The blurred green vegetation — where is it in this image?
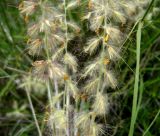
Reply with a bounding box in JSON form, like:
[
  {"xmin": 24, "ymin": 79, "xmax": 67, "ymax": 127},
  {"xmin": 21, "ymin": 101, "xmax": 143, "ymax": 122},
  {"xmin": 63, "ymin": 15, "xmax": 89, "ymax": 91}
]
[{"xmin": 0, "ymin": 0, "xmax": 160, "ymax": 136}]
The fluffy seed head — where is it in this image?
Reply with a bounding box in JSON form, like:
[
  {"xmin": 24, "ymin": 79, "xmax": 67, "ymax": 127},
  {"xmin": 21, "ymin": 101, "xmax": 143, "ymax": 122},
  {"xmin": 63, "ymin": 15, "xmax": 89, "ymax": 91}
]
[
  {"xmin": 112, "ymin": 10, "xmax": 126, "ymax": 24},
  {"xmin": 107, "ymin": 45, "xmax": 120, "ymax": 60},
  {"xmin": 85, "ymin": 37, "xmax": 102, "ymax": 55},
  {"xmin": 19, "ymin": 1, "xmax": 38, "ymax": 16},
  {"xmin": 66, "ymin": 80, "xmax": 78, "ymax": 98},
  {"xmin": 48, "ymin": 110, "xmax": 66, "ymax": 129},
  {"xmin": 19, "ymin": 75, "xmax": 46, "ymax": 93},
  {"xmin": 66, "ymin": 0, "xmax": 78, "ymax": 10},
  {"xmin": 32, "ymin": 60, "xmax": 66, "ymax": 81},
  {"xmin": 87, "ymin": 122, "xmax": 104, "ymax": 136},
  {"xmin": 90, "ymin": 15, "xmax": 104, "ymax": 31},
  {"xmin": 64, "ymin": 53, "xmax": 78, "ymax": 73},
  {"xmin": 103, "ymin": 70, "xmax": 117, "ymax": 89},
  {"xmin": 67, "ymin": 21, "xmax": 81, "ymax": 33},
  {"xmin": 121, "ymin": 1, "xmax": 137, "ymax": 17},
  {"xmin": 84, "ymin": 78, "xmax": 99, "ymax": 94},
  {"xmin": 27, "ymin": 38, "xmax": 42, "ymax": 55},
  {"xmin": 51, "ymin": 92, "xmax": 64, "ymax": 108},
  {"xmin": 92, "ymin": 92, "xmax": 109, "ymax": 115},
  {"xmin": 75, "ymin": 112, "xmax": 91, "ymax": 129},
  {"xmin": 82, "ymin": 59, "xmax": 100, "ymax": 78},
  {"xmin": 106, "ymin": 27, "xmax": 123, "ymax": 45}
]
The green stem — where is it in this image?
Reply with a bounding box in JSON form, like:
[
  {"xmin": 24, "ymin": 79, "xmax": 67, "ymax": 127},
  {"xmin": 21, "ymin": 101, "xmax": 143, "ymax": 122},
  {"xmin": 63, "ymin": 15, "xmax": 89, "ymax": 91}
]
[
  {"xmin": 142, "ymin": 109, "xmax": 160, "ymax": 136},
  {"xmin": 47, "ymin": 82, "xmax": 54, "ymax": 136},
  {"xmin": 26, "ymin": 90, "xmax": 42, "ymax": 136},
  {"xmin": 142, "ymin": 0, "xmax": 155, "ymax": 21},
  {"xmin": 47, "ymin": 81, "xmax": 53, "ymax": 110}
]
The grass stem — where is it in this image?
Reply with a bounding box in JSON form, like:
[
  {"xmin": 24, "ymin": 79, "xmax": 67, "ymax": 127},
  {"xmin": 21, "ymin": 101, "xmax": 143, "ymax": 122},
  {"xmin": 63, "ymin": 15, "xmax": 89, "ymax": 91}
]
[
  {"xmin": 26, "ymin": 90, "xmax": 42, "ymax": 136},
  {"xmin": 142, "ymin": 109, "xmax": 160, "ymax": 136},
  {"xmin": 128, "ymin": 21, "xmax": 143, "ymax": 136}
]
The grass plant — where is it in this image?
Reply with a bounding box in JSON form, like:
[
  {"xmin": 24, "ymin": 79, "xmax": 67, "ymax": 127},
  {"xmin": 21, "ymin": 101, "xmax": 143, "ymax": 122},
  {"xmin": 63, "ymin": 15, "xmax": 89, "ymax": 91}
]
[{"xmin": 0, "ymin": 0, "xmax": 160, "ymax": 136}]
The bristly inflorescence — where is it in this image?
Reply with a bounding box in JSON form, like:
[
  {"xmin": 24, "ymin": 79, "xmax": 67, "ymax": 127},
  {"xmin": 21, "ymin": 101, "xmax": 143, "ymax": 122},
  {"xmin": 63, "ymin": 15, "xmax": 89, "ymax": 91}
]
[
  {"xmin": 19, "ymin": 0, "xmax": 149, "ymax": 136},
  {"xmin": 78, "ymin": 0, "xmax": 149, "ymax": 135},
  {"xmin": 19, "ymin": 0, "xmax": 80, "ymax": 135}
]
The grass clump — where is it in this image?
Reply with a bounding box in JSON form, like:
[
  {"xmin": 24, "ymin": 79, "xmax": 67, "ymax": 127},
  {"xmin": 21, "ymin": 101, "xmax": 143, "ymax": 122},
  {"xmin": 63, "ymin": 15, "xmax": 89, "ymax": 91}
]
[{"xmin": 0, "ymin": 0, "xmax": 159, "ymax": 136}]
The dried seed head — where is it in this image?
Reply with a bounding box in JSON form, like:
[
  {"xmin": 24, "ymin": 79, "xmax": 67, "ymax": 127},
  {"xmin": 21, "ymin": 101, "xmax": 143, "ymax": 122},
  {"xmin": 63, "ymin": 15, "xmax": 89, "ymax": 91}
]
[
  {"xmin": 85, "ymin": 37, "xmax": 102, "ymax": 54},
  {"xmin": 53, "ymin": 34, "xmax": 65, "ymax": 44},
  {"xmin": 67, "ymin": 22, "xmax": 81, "ymax": 33},
  {"xmin": 122, "ymin": 1, "xmax": 137, "ymax": 16},
  {"xmin": 112, "ymin": 10, "xmax": 126, "ymax": 24},
  {"xmin": 90, "ymin": 15, "xmax": 104, "ymax": 31},
  {"xmin": 107, "ymin": 45, "xmax": 120, "ymax": 60},
  {"xmin": 32, "ymin": 60, "xmax": 66, "ymax": 81},
  {"xmin": 75, "ymin": 112, "xmax": 91, "ymax": 129},
  {"xmin": 66, "ymin": 80, "xmax": 78, "ymax": 98},
  {"xmin": 67, "ymin": 0, "xmax": 78, "ymax": 10},
  {"xmin": 28, "ymin": 20, "xmax": 57, "ymax": 37},
  {"xmin": 103, "ymin": 70, "xmax": 117, "ymax": 89},
  {"xmin": 19, "ymin": 1, "xmax": 38, "ymax": 16},
  {"xmin": 47, "ymin": 60, "xmax": 66, "ymax": 80},
  {"xmin": 64, "ymin": 53, "xmax": 78, "ymax": 73},
  {"xmin": 82, "ymin": 59, "xmax": 100, "ymax": 78},
  {"xmin": 39, "ymin": 19, "xmax": 52, "ymax": 32},
  {"xmin": 48, "ymin": 110, "xmax": 67, "ymax": 129},
  {"xmin": 87, "ymin": 122, "xmax": 104, "ymax": 136},
  {"xmin": 27, "ymin": 34, "xmax": 65, "ymax": 55},
  {"xmin": 84, "ymin": 78, "xmax": 99, "ymax": 94},
  {"xmin": 27, "ymin": 38, "xmax": 42, "ymax": 55},
  {"xmin": 76, "ymin": 111, "xmax": 104, "ymax": 136},
  {"xmin": 106, "ymin": 27, "xmax": 123, "ymax": 45},
  {"xmin": 20, "ymin": 75, "xmax": 46, "ymax": 94},
  {"xmin": 52, "ymin": 47, "xmax": 65, "ymax": 61},
  {"xmin": 28, "ymin": 24, "xmax": 39, "ymax": 37},
  {"xmin": 92, "ymin": 92, "xmax": 109, "ymax": 115},
  {"xmin": 81, "ymin": 12, "xmax": 92, "ymax": 20}
]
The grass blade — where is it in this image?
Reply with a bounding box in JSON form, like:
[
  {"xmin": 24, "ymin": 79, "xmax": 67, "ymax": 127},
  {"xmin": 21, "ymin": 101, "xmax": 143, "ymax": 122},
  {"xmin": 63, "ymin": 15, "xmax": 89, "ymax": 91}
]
[
  {"xmin": 142, "ymin": 109, "xmax": 160, "ymax": 136},
  {"xmin": 128, "ymin": 22, "xmax": 143, "ymax": 136}
]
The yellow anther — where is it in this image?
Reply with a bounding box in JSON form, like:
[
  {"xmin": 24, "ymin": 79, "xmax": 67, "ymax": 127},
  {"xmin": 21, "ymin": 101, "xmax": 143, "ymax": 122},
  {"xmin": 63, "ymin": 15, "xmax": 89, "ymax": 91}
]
[
  {"xmin": 63, "ymin": 74, "xmax": 69, "ymax": 81},
  {"xmin": 24, "ymin": 15, "xmax": 29, "ymax": 23},
  {"xmin": 104, "ymin": 34, "xmax": 109, "ymax": 43},
  {"xmin": 103, "ymin": 58, "xmax": 110, "ymax": 65}
]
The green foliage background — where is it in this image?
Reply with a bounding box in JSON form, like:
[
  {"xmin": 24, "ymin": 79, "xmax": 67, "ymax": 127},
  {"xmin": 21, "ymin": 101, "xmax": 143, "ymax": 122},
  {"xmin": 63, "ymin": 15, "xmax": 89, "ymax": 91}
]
[{"xmin": 0, "ymin": 0, "xmax": 160, "ymax": 136}]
